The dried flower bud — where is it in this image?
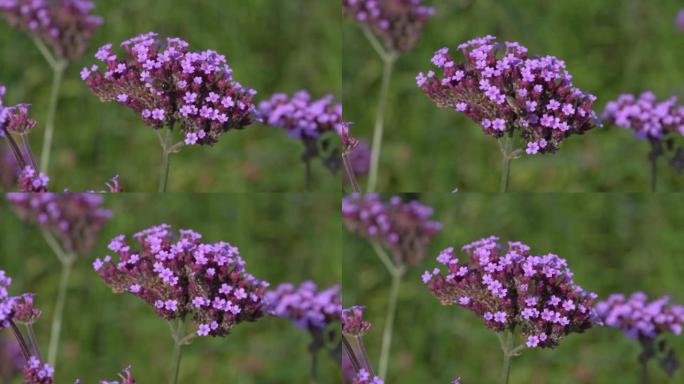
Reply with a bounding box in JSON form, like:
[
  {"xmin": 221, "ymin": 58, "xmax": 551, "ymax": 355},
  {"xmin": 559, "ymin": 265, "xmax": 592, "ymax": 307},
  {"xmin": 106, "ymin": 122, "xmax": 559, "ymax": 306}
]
[
  {"xmin": 418, "ymin": 36, "xmax": 600, "ymax": 155},
  {"xmin": 424, "ymin": 236, "xmax": 596, "ymax": 349},
  {"xmin": 342, "ymin": 193, "xmax": 442, "ymax": 266}
]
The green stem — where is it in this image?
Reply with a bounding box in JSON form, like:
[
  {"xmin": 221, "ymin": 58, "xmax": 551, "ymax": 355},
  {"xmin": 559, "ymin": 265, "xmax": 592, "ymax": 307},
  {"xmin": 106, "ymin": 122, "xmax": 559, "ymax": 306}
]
[
  {"xmin": 650, "ymin": 155, "xmax": 657, "ymax": 193},
  {"xmin": 305, "ymin": 157, "xmax": 312, "ymax": 192},
  {"xmin": 40, "ymin": 63, "xmax": 65, "ymax": 174},
  {"xmin": 27, "ymin": 324, "xmax": 42, "ymax": 361},
  {"xmin": 641, "ymin": 358, "xmax": 649, "ymax": 384},
  {"xmin": 158, "ymin": 129, "xmax": 173, "ymax": 192},
  {"xmin": 497, "ymin": 331, "xmax": 524, "ymax": 384},
  {"xmin": 47, "ymin": 259, "xmax": 72, "ymax": 368},
  {"xmin": 342, "ymin": 152, "xmax": 361, "ymax": 193},
  {"xmin": 367, "ymin": 56, "xmax": 396, "ymax": 193},
  {"xmin": 169, "ymin": 319, "xmax": 185, "ymax": 384},
  {"xmin": 10, "ymin": 321, "xmax": 31, "ymax": 360},
  {"xmin": 378, "ymin": 270, "xmax": 402, "ymax": 380},
  {"xmin": 498, "ymin": 135, "xmax": 515, "ymax": 193},
  {"xmin": 309, "ymin": 347, "xmax": 318, "ymax": 384}
]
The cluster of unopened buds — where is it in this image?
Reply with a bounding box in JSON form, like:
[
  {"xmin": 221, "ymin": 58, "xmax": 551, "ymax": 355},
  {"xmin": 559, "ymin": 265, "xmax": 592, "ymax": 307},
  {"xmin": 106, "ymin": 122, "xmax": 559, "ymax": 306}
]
[
  {"xmin": 94, "ymin": 224, "xmax": 269, "ymax": 337},
  {"xmin": 83, "ymin": 32, "xmax": 257, "ymax": 146},
  {"xmin": 418, "ymin": 35, "xmax": 601, "ymax": 155},
  {"xmin": 0, "ymin": 0, "xmax": 103, "ymax": 62},
  {"xmin": 342, "ymin": 0, "xmax": 435, "ymax": 53},
  {"xmin": 7, "ymin": 193, "xmax": 112, "ymax": 254},
  {"xmin": 424, "ymin": 236, "xmax": 597, "ymax": 348},
  {"xmin": 265, "ymin": 281, "xmax": 341, "ymax": 331},
  {"xmin": 342, "ymin": 193, "xmax": 442, "ymax": 266}
]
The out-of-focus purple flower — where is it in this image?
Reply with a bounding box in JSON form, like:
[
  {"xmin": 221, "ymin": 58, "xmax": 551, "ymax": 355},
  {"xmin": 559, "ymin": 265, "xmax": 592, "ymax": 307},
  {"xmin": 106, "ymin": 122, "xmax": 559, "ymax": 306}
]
[
  {"xmin": 88, "ymin": 366, "xmax": 136, "ymax": 384},
  {"xmin": 342, "ymin": 0, "xmax": 435, "ymax": 53},
  {"xmin": 0, "ymin": 333, "xmax": 23, "ymax": 381},
  {"xmin": 418, "ymin": 36, "xmax": 600, "ymax": 155},
  {"xmin": 602, "ymin": 92, "xmax": 684, "ymax": 141},
  {"xmin": 676, "ymin": 9, "xmax": 684, "ymax": 32},
  {"xmin": 424, "ymin": 236, "xmax": 596, "ymax": 349},
  {"xmin": 265, "ymin": 281, "xmax": 341, "ymax": 331},
  {"xmin": 7, "ymin": 193, "xmax": 111, "ymax": 254},
  {"xmin": 342, "ymin": 306, "xmax": 371, "ymax": 336},
  {"xmin": 595, "ymin": 292, "xmax": 684, "ymax": 339},
  {"xmin": 0, "ymin": 270, "xmax": 16, "ymax": 328},
  {"xmin": 347, "ymin": 139, "xmax": 370, "ymax": 176},
  {"xmin": 342, "ymin": 193, "xmax": 442, "ymax": 266},
  {"xmin": 0, "ymin": 0, "xmax": 103, "ymax": 62},
  {"xmin": 83, "ymin": 32, "xmax": 257, "ymax": 146},
  {"xmin": 351, "ymin": 368, "xmax": 384, "ymax": 384},
  {"xmin": 3, "ymin": 104, "xmax": 36, "ymax": 134},
  {"xmin": 22, "ymin": 356, "xmax": 53, "ymax": 384},
  {"xmin": 258, "ymin": 91, "xmax": 343, "ymax": 141},
  {"xmin": 94, "ymin": 224, "xmax": 268, "ymax": 337}
]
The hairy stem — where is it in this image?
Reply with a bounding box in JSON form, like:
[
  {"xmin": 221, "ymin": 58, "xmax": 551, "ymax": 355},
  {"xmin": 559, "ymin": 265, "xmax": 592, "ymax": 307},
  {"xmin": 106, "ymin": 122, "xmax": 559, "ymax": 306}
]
[
  {"xmin": 169, "ymin": 319, "xmax": 186, "ymax": 384},
  {"xmin": 497, "ymin": 331, "xmax": 524, "ymax": 384},
  {"xmin": 10, "ymin": 321, "xmax": 31, "ymax": 360},
  {"xmin": 342, "ymin": 152, "xmax": 361, "ymax": 193},
  {"xmin": 367, "ymin": 56, "xmax": 396, "ymax": 193},
  {"xmin": 378, "ymin": 270, "xmax": 402, "ymax": 380},
  {"xmin": 47, "ymin": 258, "xmax": 73, "ymax": 368},
  {"xmin": 158, "ymin": 129, "xmax": 173, "ymax": 192},
  {"xmin": 498, "ymin": 135, "xmax": 516, "ymax": 192},
  {"xmin": 40, "ymin": 64, "xmax": 65, "ymax": 173},
  {"xmin": 27, "ymin": 324, "xmax": 42, "ymax": 361}
]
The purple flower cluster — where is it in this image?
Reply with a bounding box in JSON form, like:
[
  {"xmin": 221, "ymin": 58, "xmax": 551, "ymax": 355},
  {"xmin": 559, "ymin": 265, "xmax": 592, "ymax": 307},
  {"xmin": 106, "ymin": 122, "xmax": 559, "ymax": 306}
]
[
  {"xmin": 17, "ymin": 166, "xmax": 49, "ymax": 192},
  {"xmin": 0, "ymin": 0, "xmax": 103, "ymax": 62},
  {"xmin": 342, "ymin": 0, "xmax": 435, "ymax": 53},
  {"xmin": 423, "ymin": 236, "xmax": 597, "ymax": 348},
  {"xmin": 82, "ymin": 32, "xmax": 257, "ymax": 146},
  {"xmin": 94, "ymin": 224, "xmax": 268, "ymax": 337},
  {"xmin": 351, "ymin": 369, "xmax": 384, "ymax": 384},
  {"xmin": 595, "ymin": 292, "xmax": 684, "ymax": 340},
  {"xmin": 342, "ymin": 193, "xmax": 442, "ymax": 266},
  {"xmin": 257, "ymin": 91, "xmax": 343, "ymax": 141},
  {"xmin": 418, "ymin": 36, "xmax": 600, "ymax": 155},
  {"xmin": 602, "ymin": 92, "xmax": 684, "ymax": 141},
  {"xmin": 22, "ymin": 356, "xmax": 53, "ymax": 384},
  {"xmin": 342, "ymin": 306, "xmax": 371, "ymax": 336},
  {"xmin": 7, "ymin": 193, "xmax": 111, "ymax": 254},
  {"xmin": 0, "ymin": 271, "xmax": 15, "ymax": 328},
  {"xmin": 265, "ymin": 281, "xmax": 341, "ymax": 331}
]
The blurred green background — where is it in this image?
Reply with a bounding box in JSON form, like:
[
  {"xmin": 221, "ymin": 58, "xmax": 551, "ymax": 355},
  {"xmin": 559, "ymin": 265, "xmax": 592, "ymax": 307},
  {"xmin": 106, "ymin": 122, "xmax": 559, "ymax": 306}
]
[
  {"xmin": 343, "ymin": 193, "xmax": 684, "ymax": 383},
  {"xmin": 0, "ymin": 193, "xmax": 342, "ymax": 383},
  {"xmin": 343, "ymin": 0, "xmax": 684, "ymax": 192},
  {"xmin": 0, "ymin": 0, "xmax": 341, "ymax": 192}
]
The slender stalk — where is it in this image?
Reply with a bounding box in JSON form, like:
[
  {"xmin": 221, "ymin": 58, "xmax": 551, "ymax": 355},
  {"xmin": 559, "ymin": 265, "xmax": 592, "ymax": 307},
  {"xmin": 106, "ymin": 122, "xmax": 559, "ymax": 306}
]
[
  {"xmin": 158, "ymin": 129, "xmax": 173, "ymax": 192},
  {"xmin": 2, "ymin": 130, "xmax": 27, "ymax": 169},
  {"xmin": 309, "ymin": 347, "xmax": 318, "ymax": 384},
  {"xmin": 378, "ymin": 270, "xmax": 402, "ymax": 381},
  {"xmin": 640, "ymin": 359, "xmax": 649, "ymax": 384},
  {"xmin": 10, "ymin": 320, "xmax": 31, "ymax": 360},
  {"xmin": 169, "ymin": 319, "xmax": 185, "ymax": 384},
  {"xmin": 367, "ymin": 56, "xmax": 396, "ymax": 193},
  {"xmin": 305, "ymin": 157, "xmax": 312, "ymax": 192},
  {"xmin": 650, "ymin": 156, "xmax": 657, "ymax": 193},
  {"xmin": 342, "ymin": 152, "xmax": 361, "ymax": 193},
  {"xmin": 27, "ymin": 324, "xmax": 43, "ymax": 361},
  {"xmin": 40, "ymin": 64, "xmax": 65, "ymax": 173},
  {"xmin": 497, "ymin": 331, "xmax": 525, "ymax": 384},
  {"xmin": 47, "ymin": 258, "xmax": 73, "ymax": 368},
  {"xmin": 497, "ymin": 135, "xmax": 516, "ymax": 192}
]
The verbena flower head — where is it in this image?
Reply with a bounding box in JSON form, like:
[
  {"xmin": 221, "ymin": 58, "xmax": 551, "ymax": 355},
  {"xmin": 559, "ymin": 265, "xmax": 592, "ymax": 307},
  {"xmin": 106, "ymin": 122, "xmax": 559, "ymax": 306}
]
[
  {"xmin": 7, "ymin": 193, "xmax": 111, "ymax": 254},
  {"xmin": 342, "ymin": 193, "xmax": 442, "ymax": 266},
  {"xmin": 418, "ymin": 36, "xmax": 600, "ymax": 155},
  {"xmin": 0, "ymin": 0, "xmax": 103, "ymax": 62},
  {"xmin": 257, "ymin": 91, "xmax": 343, "ymax": 141},
  {"xmin": 16, "ymin": 166, "xmax": 49, "ymax": 192},
  {"xmin": 424, "ymin": 236, "xmax": 597, "ymax": 349},
  {"xmin": 94, "ymin": 224, "xmax": 268, "ymax": 337},
  {"xmin": 351, "ymin": 369, "xmax": 384, "ymax": 384},
  {"xmin": 22, "ymin": 356, "xmax": 53, "ymax": 384},
  {"xmin": 342, "ymin": 0, "xmax": 435, "ymax": 53},
  {"xmin": 595, "ymin": 292, "xmax": 684, "ymax": 340},
  {"xmin": 602, "ymin": 92, "xmax": 684, "ymax": 141},
  {"xmin": 342, "ymin": 306, "xmax": 371, "ymax": 337},
  {"xmin": 265, "ymin": 281, "xmax": 341, "ymax": 331},
  {"xmin": 83, "ymin": 32, "xmax": 257, "ymax": 146},
  {"xmin": 1, "ymin": 85, "xmax": 37, "ymax": 135}
]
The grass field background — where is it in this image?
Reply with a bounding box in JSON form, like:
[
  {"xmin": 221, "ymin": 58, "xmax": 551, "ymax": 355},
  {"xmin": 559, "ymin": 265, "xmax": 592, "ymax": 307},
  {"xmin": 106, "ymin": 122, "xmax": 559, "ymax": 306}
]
[
  {"xmin": 343, "ymin": 193, "xmax": 684, "ymax": 383},
  {"xmin": 0, "ymin": 0, "xmax": 341, "ymax": 192},
  {"xmin": 343, "ymin": 0, "xmax": 684, "ymax": 192},
  {"xmin": 0, "ymin": 193, "xmax": 342, "ymax": 383}
]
